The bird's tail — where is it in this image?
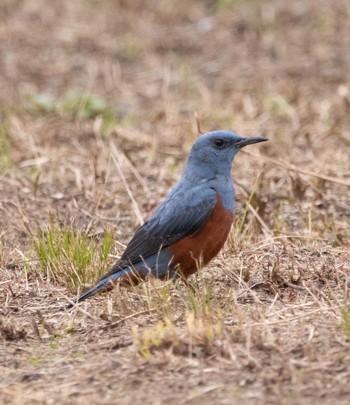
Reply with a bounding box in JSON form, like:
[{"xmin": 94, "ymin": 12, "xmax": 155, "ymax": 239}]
[
  {"xmin": 65, "ymin": 276, "xmax": 114, "ymax": 309},
  {"xmin": 79, "ymin": 277, "xmax": 115, "ymax": 303},
  {"xmin": 66, "ymin": 267, "xmax": 143, "ymax": 309}
]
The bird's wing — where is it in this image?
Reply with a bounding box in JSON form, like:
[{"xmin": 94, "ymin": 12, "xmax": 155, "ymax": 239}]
[{"xmin": 100, "ymin": 187, "xmax": 217, "ymax": 280}]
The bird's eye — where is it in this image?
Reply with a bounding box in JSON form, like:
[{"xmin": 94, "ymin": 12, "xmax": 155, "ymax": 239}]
[{"xmin": 213, "ymin": 138, "xmax": 225, "ymax": 148}]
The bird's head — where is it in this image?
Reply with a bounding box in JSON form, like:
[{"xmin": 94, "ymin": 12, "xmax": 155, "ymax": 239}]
[{"xmin": 187, "ymin": 130, "xmax": 267, "ymax": 177}]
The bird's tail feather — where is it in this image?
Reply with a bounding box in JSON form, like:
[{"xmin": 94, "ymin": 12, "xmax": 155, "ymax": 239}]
[
  {"xmin": 66, "ymin": 267, "xmax": 144, "ymax": 309},
  {"xmin": 78, "ymin": 277, "xmax": 114, "ymax": 303},
  {"xmin": 65, "ymin": 276, "xmax": 114, "ymax": 309}
]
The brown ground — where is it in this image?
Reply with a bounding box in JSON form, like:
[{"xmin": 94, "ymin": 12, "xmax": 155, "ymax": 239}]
[{"xmin": 1, "ymin": 0, "xmax": 350, "ymax": 404}]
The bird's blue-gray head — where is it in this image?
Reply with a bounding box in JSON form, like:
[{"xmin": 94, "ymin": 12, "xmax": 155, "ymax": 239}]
[{"xmin": 185, "ymin": 130, "xmax": 267, "ymax": 180}]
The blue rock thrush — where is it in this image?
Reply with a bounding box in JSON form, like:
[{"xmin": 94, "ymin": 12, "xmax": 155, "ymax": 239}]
[{"xmin": 72, "ymin": 130, "xmax": 267, "ymax": 305}]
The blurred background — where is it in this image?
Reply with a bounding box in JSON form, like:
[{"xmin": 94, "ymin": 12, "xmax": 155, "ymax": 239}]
[
  {"xmin": 1, "ymin": 0, "xmax": 349, "ymax": 243},
  {"xmin": 2, "ymin": 2, "xmax": 350, "ymax": 403}
]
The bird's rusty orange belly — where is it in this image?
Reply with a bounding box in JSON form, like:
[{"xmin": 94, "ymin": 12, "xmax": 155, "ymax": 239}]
[{"xmin": 170, "ymin": 194, "xmax": 234, "ymax": 278}]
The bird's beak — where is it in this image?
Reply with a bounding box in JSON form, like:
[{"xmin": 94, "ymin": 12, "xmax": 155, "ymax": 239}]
[{"xmin": 236, "ymin": 136, "xmax": 268, "ymax": 149}]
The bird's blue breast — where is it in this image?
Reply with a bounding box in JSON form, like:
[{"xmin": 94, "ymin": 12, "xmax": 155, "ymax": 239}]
[{"xmin": 208, "ymin": 175, "xmax": 235, "ymax": 212}]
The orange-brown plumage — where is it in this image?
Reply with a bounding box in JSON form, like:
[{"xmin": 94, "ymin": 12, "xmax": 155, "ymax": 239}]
[{"xmin": 170, "ymin": 194, "xmax": 233, "ymax": 278}]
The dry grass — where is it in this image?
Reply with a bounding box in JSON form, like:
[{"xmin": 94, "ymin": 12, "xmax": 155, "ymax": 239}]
[{"xmin": 1, "ymin": 0, "xmax": 350, "ymax": 404}]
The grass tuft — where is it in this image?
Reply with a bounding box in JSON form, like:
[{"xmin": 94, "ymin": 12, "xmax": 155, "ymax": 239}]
[
  {"xmin": 60, "ymin": 92, "xmax": 115, "ymax": 123},
  {"xmin": 341, "ymin": 307, "xmax": 350, "ymax": 341},
  {"xmin": 126, "ymin": 276, "xmax": 224, "ymax": 360},
  {"xmin": 25, "ymin": 92, "xmax": 117, "ymax": 136},
  {"xmin": 132, "ymin": 318, "xmax": 175, "ymax": 360},
  {"xmin": 33, "ymin": 224, "xmax": 114, "ymax": 293},
  {"xmin": 132, "ymin": 305, "xmax": 223, "ymax": 360},
  {"xmin": 0, "ymin": 121, "xmax": 11, "ymax": 170}
]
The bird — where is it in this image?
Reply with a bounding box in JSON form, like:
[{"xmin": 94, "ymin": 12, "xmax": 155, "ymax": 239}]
[{"xmin": 71, "ymin": 130, "xmax": 267, "ymax": 306}]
